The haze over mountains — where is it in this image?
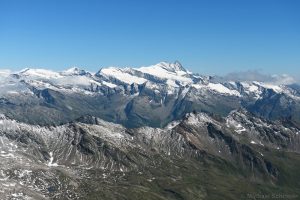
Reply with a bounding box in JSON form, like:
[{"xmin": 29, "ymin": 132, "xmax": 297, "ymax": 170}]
[{"xmin": 0, "ymin": 62, "xmax": 300, "ymax": 199}]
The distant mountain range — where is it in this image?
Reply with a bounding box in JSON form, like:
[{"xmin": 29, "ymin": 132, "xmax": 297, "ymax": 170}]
[
  {"xmin": 0, "ymin": 62, "xmax": 300, "ymax": 199},
  {"xmin": 1, "ymin": 61, "xmax": 300, "ymax": 127}
]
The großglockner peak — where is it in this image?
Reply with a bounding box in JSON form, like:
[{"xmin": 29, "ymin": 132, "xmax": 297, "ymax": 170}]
[
  {"xmin": 142, "ymin": 61, "xmax": 188, "ymax": 73},
  {"xmin": 61, "ymin": 67, "xmax": 91, "ymax": 76},
  {"xmin": 95, "ymin": 61, "xmax": 192, "ymax": 87}
]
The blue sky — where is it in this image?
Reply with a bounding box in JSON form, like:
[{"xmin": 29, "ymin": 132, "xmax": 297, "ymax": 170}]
[{"xmin": 0, "ymin": 0, "xmax": 299, "ymax": 75}]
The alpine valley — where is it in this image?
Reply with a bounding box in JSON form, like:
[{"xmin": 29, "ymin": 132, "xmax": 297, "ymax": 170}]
[{"xmin": 0, "ymin": 62, "xmax": 300, "ymax": 200}]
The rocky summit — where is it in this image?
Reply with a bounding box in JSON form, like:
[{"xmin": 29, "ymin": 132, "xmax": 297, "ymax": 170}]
[{"xmin": 0, "ymin": 62, "xmax": 300, "ymax": 199}]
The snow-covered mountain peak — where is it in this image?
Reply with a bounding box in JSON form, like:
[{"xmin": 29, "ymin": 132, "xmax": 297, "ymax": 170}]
[
  {"xmin": 137, "ymin": 61, "xmax": 187, "ymax": 74},
  {"xmin": 93, "ymin": 61, "xmax": 193, "ymax": 88},
  {"xmin": 132, "ymin": 61, "xmax": 193, "ymax": 87},
  {"xmin": 155, "ymin": 61, "xmax": 186, "ymax": 72},
  {"xmin": 61, "ymin": 67, "xmax": 89, "ymax": 76}
]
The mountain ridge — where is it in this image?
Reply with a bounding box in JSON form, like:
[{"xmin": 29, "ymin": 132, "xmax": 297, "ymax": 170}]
[
  {"xmin": 0, "ymin": 61, "xmax": 300, "ymax": 129},
  {"xmin": 0, "ymin": 108, "xmax": 300, "ymax": 199}
]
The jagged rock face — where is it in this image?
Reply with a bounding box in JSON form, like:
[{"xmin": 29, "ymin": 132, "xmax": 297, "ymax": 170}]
[
  {"xmin": 0, "ymin": 62, "xmax": 300, "ymax": 128},
  {"xmin": 226, "ymin": 109, "xmax": 300, "ymax": 152},
  {"xmin": 0, "ymin": 110, "xmax": 300, "ymax": 199}
]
